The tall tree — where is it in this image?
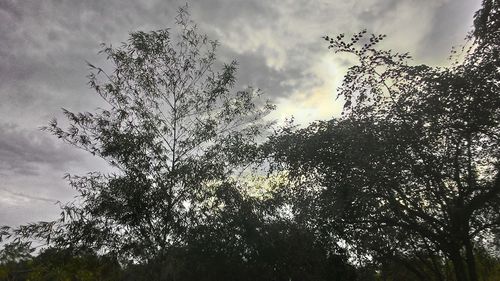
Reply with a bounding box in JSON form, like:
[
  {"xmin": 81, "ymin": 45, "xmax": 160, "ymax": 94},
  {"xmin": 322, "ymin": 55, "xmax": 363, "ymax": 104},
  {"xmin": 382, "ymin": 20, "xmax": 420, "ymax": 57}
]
[
  {"xmin": 268, "ymin": 1, "xmax": 500, "ymax": 281},
  {"xmin": 3, "ymin": 6, "xmax": 274, "ymax": 265}
]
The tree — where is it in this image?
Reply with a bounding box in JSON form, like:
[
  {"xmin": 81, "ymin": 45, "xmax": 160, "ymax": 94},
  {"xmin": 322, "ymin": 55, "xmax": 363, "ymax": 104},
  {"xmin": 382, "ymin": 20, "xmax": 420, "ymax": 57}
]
[
  {"xmin": 2, "ymin": 6, "xmax": 274, "ymax": 266},
  {"xmin": 0, "ymin": 247, "xmax": 122, "ymax": 281},
  {"xmin": 177, "ymin": 179, "xmax": 357, "ymax": 281},
  {"xmin": 268, "ymin": 1, "xmax": 500, "ymax": 281},
  {"xmin": 0, "ymin": 242, "xmax": 33, "ymax": 281}
]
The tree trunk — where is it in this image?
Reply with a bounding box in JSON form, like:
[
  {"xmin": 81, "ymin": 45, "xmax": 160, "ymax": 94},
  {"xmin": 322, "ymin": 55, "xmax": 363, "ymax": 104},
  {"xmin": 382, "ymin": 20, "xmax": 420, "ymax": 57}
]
[
  {"xmin": 464, "ymin": 238, "xmax": 478, "ymax": 281},
  {"xmin": 449, "ymin": 250, "xmax": 469, "ymax": 281},
  {"xmin": 398, "ymin": 259, "xmax": 428, "ymax": 281}
]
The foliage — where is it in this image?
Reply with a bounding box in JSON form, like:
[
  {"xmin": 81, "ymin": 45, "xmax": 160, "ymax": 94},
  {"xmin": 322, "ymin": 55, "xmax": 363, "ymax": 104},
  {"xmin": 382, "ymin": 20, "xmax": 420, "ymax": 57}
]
[
  {"xmin": 0, "ymin": 248, "xmax": 121, "ymax": 281},
  {"xmin": 0, "ymin": 182, "xmax": 357, "ymax": 281},
  {"xmin": 119, "ymin": 180, "xmax": 356, "ymax": 281},
  {"xmin": 3, "ymin": 6, "xmax": 273, "ymax": 265},
  {"xmin": 1, "ymin": 5, "xmax": 356, "ymax": 281},
  {"xmin": 0, "ymin": 242, "xmax": 33, "ymax": 265},
  {"xmin": 268, "ymin": 1, "xmax": 500, "ymax": 281}
]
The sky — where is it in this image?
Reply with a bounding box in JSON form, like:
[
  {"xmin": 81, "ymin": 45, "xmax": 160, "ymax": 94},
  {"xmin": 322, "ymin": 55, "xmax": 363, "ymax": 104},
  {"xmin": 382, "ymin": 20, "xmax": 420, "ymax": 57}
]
[{"xmin": 0, "ymin": 0, "xmax": 482, "ymax": 228}]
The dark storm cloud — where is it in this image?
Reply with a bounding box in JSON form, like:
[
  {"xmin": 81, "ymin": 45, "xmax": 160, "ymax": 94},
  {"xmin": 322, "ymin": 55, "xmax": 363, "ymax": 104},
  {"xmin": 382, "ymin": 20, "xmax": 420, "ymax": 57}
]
[{"xmin": 0, "ymin": 123, "xmax": 80, "ymax": 176}]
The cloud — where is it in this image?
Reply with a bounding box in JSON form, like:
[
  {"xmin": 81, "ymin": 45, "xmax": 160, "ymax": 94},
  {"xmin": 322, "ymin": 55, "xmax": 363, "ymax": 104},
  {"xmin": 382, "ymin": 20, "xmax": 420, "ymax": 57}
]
[
  {"xmin": 0, "ymin": 185, "xmax": 62, "ymax": 227},
  {"xmin": 0, "ymin": 122, "xmax": 104, "ymax": 226},
  {"xmin": 417, "ymin": 0, "xmax": 483, "ymax": 63},
  {"xmin": 0, "ymin": 187, "xmax": 57, "ymax": 204},
  {"xmin": 190, "ymin": 0, "xmax": 479, "ymax": 122},
  {"xmin": 0, "ymin": 0, "xmax": 478, "ymax": 123},
  {"xmin": 0, "ymin": 123, "xmax": 82, "ymax": 176}
]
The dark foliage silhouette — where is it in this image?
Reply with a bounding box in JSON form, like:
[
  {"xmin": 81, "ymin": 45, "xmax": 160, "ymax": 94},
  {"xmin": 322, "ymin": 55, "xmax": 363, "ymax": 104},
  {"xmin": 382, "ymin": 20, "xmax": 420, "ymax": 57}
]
[{"xmin": 268, "ymin": 1, "xmax": 500, "ymax": 281}]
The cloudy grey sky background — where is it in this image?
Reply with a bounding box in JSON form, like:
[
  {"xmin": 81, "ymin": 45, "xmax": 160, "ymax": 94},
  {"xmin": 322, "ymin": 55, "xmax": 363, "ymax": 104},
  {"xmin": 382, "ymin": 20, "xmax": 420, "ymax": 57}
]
[{"xmin": 0, "ymin": 0, "xmax": 481, "ymax": 227}]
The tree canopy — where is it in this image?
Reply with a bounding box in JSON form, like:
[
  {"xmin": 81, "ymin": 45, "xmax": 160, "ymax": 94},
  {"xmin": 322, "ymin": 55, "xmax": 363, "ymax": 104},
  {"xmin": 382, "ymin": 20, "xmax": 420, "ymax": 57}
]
[
  {"xmin": 1, "ymin": 1, "xmax": 500, "ymax": 281},
  {"xmin": 268, "ymin": 1, "xmax": 500, "ymax": 281}
]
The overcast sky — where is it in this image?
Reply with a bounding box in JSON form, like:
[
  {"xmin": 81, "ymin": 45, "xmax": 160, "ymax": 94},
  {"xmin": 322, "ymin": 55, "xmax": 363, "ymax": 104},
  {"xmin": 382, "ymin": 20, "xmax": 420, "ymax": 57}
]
[{"xmin": 0, "ymin": 0, "xmax": 481, "ymax": 228}]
